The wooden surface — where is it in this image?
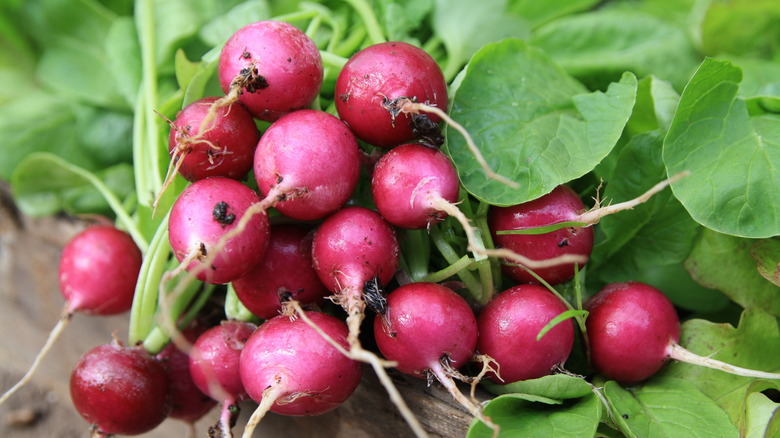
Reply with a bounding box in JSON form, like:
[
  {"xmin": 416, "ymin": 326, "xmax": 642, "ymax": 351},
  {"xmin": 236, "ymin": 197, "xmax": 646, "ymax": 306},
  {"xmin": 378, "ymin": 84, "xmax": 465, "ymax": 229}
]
[{"xmin": 0, "ymin": 182, "xmax": 482, "ymax": 438}]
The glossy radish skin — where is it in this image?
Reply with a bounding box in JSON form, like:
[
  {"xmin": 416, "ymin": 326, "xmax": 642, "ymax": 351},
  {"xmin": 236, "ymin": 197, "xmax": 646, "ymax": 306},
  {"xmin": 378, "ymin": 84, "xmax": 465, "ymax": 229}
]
[
  {"xmin": 253, "ymin": 109, "xmax": 360, "ymax": 221},
  {"xmin": 169, "ymin": 177, "xmax": 269, "ymax": 284},
  {"xmin": 477, "ymin": 284, "xmax": 575, "ymax": 383},
  {"xmin": 311, "ymin": 206, "xmax": 400, "ymax": 295},
  {"xmin": 156, "ymin": 327, "xmax": 216, "ymax": 423},
  {"xmin": 189, "ymin": 321, "xmax": 256, "ymax": 404},
  {"xmin": 488, "ymin": 185, "xmax": 594, "ymax": 285},
  {"xmin": 58, "ymin": 225, "xmax": 142, "ymax": 315},
  {"xmin": 69, "ymin": 343, "xmax": 172, "ymax": 436},
  {"xmin": 585, "ymin": 282, "xmax": 681, "ymax": 384},
  {"xmin": 373, "ymin": 282, "xmax": 478, "ymax": 377},
  {"xmin": 239, "ymin": 312, "xmax": 362, "ymax": 416},
  {"xmin": 168, "ymin": 97, "xmax": 258, "ymax": 182},
  {"xmin": 334, "ymin": 41, "xmax": 448, "ymax": 148},
  {"xmin": 232, "ymin": 224, "xmax": 327, "ymax": 320},
  {"xmin": 371, "ymin": 143, "xmax": 460, "ymax": 229},
  {"xmin": 218, "ymin": 21, "xmax": 322, "ymax": 122}
]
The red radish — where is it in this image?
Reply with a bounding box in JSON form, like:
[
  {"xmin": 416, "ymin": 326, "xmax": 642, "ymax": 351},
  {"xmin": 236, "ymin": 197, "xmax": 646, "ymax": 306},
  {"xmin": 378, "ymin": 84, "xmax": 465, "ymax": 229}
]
[
  {"xmin": 231, "ymin": 224, "xmax": 328, "ymax": 320},
  {"xmin": 252, "ymin": 109, "xmax": 361, "ymax": 221},
  {"xmin": 166, "ymin": 97, "xmax": 258, "ymax": 182},
  {"xmin": 189, "ymin": 320, "xmax": 256, "ymax": 436},
  {"xmin": 168, "ymin": 177, "xmax": 270, "ymax": 285},
  {"xmin": 218, "ymin": 20, "xmax": 322, "ymax": 122},
  {"xmin": 0, "ymin": 224, "xmax": 143, "ymax": 405},
  {"xmin": 371, "ymin": 143, "xmax": 460, "ymax": 230},
  {"xmin": 586, "ymin": 281, "xmax": 780, "ymax": 384},
  {"xmin": 373, "ymin": 282, "xmax": 497, "ymax": 432},
  {"xmin": 69, "ymin": 341, "xmax": 172, "ymax": 436},
  {"xmin": 239, "ymin": 311, "xmax": 362, "ymax": 436},
  {"xmin": 156, "ymin": 326, "xmax": 216, "ymax": 424},
  {"xmin": 488, "ymin": 185, "xmax": 595, "ymax": 286},
  {"xmin": 334, "ymin": 41, "xmax": 448, "ymax": 148},
  {"xmin": 477, "ymin": 284, "xmax": 575, "ymax": 383}
]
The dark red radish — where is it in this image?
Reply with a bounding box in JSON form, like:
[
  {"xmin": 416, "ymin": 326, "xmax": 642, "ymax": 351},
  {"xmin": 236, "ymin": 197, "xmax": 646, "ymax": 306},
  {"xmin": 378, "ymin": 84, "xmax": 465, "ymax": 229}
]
[
  {"xmin": 218, "ymin": 20, "xmax": 322, "ymax": 122},
  {"xmin": 166, "ymin": 97, "xmax": 258, "ymax": 182},
  {"xmin": 189, "ymin": 320, "xmax": 256, "ymax": 436},
  {"xmin": 334, "ymin": 41, "xmax": 448, "ymax": 148},
  {"xmin": 156, "ymin": 326, "xmax": 216, "ymax": 424},
  {"xmin": 69, "ymin": 342, "xmax": 172, "ymax": 436},
  {"xmin": 232, "ymin": 224, "xmax": 328, "ymax": 320},
  {"xmin": 239, "ymin": 311, "xmax": 362, "ymax": 435},
  {"xmin": 585, "ymin": 281, "xmax": 780, "ymax": 384},
  {"xmin": 252, "ymin": 109, "xmax": 361, "ymax": 222},
  {"xmin": 488, "ymin": 185, "xmax": 594, "ymax": 285},
  {"xmin": 477, "ymin": 284, "xmax": 575, "ymax": 383},
  {"xmin": 371, "ymin": 143, "xmax": 460, "ymax": 230},
  {"xmin": 373, "ymin": 282, "xmax": 496, "ymax": 433},
  {"xmin": 0, "ymin": 224, "xmax": 143, "ymax": 405},
  {"xmin": 168, "ymin": 177, "xmax": 270, "ymax": 285}
]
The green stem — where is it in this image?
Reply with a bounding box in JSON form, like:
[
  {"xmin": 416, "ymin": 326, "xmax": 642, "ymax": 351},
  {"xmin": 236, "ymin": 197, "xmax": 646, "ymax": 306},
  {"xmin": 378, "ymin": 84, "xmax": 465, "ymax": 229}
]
[
  {"xmin": 334, "ymin": 25, "xmax": 367, "ymax": 57},
  {"xmin": 421, "ymin": 255, "xmax": 475, "ymax": 284},
  {"xmin": 128, "ymin": 213, "xmax": 171, "ymax": 344},
  {"xmin": 342, "ymin": 0, "xmax": 385, "ymax": 45},
  {"xmin": 320, "ymin": 50, "xmax": 349, "ymax": 70},
  {"xmin": 430, "ymin": 225, "xmax": 482, "ymax": 300},
  {"xmin": 142, "ymin": 279, "xmax": 213, "ymax": 354},
  {"xmin": 402, "ymin": 229, "xmax": 431, "ymax": 282},
  {"xmin": 225, "ymin": 283, "xmax": 261, "ymax": 323}
]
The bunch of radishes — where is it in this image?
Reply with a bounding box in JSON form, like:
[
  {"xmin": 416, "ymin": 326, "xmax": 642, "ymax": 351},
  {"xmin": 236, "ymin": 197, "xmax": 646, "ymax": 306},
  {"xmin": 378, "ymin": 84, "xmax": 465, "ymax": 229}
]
[{"xmin": 4, "ymin": 18, "xmax": 778, "ymax": 438}]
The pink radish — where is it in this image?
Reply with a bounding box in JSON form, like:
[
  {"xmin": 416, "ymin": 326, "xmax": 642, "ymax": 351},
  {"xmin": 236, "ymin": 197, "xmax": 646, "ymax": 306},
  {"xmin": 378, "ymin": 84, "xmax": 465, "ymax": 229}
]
[
  {"xmin": 231, "ymin": 224, "xmax": 328, "ymax": 320},
  {"xmin": 373, "ymin": 282, "xmax": 497, "ymax": 433},
  {"xmin": 189, "ymin": 320, "xmax": 257, "ymax": 436},
  {"xmin": 69, "ymin": 341, "xmax": 172, "ymax": 436},
  {"xmin": 477, "ymin": 284, "xmax": 575, "ymax": 383},
  {"xmin": 168, "ymin": 177, "xmax": 269, "ymax": 285},
  {"xmin": 334, "ymin": 41, "xmax": 448, "ymax": 148},
  {"xmin": 371, "ymin": 143, "xmax": 460, "ymax": 230},
  {"xmin": 0, "ymin": 224, "xmax": 143, "ymax": 405},
  {"xmin": 218, "ymin": 21, "xmax": 323, "ymax": 122},
  {"xmin": 239, "ymin": 311, "xmax": 362, "ymax": 436},
  {"xmin": 585, "ymin": 281, "xmax": 780, "ymax": 384},
  {"xmin": 252, "ymin": 109, "xmax": 361, "ymax": 222}
]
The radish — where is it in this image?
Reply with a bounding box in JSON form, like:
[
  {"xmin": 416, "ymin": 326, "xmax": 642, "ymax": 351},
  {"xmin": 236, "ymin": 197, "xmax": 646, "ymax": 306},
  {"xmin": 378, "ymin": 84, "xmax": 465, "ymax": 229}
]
[
  {"xmin": 168, "ymin": 177, "xmax": 270, "ymax": 285},
  {"xmin": 373, "ymin": 282, "xmax": 497, "ymax": 434},
  {"xmin": 189, "ymin": 320, "xmax": 257, "ymax": 437},
  {"xmin": 252, "ymin": 109, "xmax": 361, "ymax": 222},
  {"xmin": 69, "ymin": 341, "xmax": 172, "ymax": 436},
  {"xmin": 488, "ymin": 185, "xmax": 595, "ymax": 285},
  {"xmin": 476, "ymin": 284, "xmax": 575, "ymax": 383},
  {"xmin": 585, "ymin": 281, "xmax": 780, "ymax": 384},
  {"xmin": 166, "ymin": 97, "xmax": 258, "ymax": 182},
  {"xmin": 334, "ymin": 41, "xmax": 448, "ymax": 148},
  {"xmin": 231, "ymin": 224, "xmax": 328, "ymax": 320},
  {"xmin": 217, "ymin": 20, "xmax": 322, "ymax": 123},
  {"xmin": 238, "ymin": 311, "xmax": 362, "ymax": 437},
  {"xmin": 156, "ymin": 325, "xmax": 216, "ymax": 425},
  {"xmin": 310, "ymin": 206, "xmax": 428, "ymax": 437},
  {"xmin": 488, "ymin": 174, "xmax": 688, "ymax": 285},
  {"xmin": 371, "ymin": 143, "xmax": 460, "ymax": 230},
  {"xmin": 0, "ymin": 224, "xmax": 143, "ymax": 405}
]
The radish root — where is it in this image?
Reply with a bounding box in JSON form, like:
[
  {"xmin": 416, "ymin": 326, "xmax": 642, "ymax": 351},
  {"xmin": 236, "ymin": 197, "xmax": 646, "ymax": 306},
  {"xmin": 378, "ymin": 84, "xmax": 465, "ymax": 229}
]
[{"xmin": 667, "ymin": 341, "xmax": 780, "ymax": 380}]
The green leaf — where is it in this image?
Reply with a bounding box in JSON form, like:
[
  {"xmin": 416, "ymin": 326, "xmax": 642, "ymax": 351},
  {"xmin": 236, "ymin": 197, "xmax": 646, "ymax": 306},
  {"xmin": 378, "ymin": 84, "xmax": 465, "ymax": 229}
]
[
  {"xmin": 685, "ymin": 229, "xmax": 780, "ymax": 315},
  {"xmin": 626, "ymin": 75, "xmax": 680, "ymax": 137},
  {"xmin": 105, "ymin": 17, "xmax": 142, "ymax": 107},
  {"xmin": 745, "ymin": 391, "xmax": 780, "ymax": 438},
  {"xmin": 199, "ymin": 0, "xmax": 271, "ymax": 47},
  {"xmin": 375, "ymin": 0, "xmax": 434, "ymax": 43},
  {"xmin": 700, "ymin": 0, "xmax": 780, "ymax": 59},
  {"xmin": 446, "ymin": 39, "xmax": 636, "ymax": 206},
  {"xmin": 468, "ymin": 392, "xmax": 601, "ymax": 438},
  {"xmin": 507, "ymin": 0, "xmax": 599, "ymax": 29},
  {"xmin": 751, "ymin": 237, "xmax": 780, "ymax": 287},
  {"xmin": 603, "ymin": 378, "xmax": 738, "ymax": 438},
  {"xmin": 537, "ymin": 310, "xmax": 588, "ymax": 341},
  {"xmin": 529, "ymin": 10, "xmax": 700, "ymax": 91},
  {"xmin": 481, "ymin": 373, "xmax": 593, "ymax": 399},
  {"xmin": 432, "ymin": 0, "xmax": 529, "ymax": 80},
  {"xmin": 660, "ymin": 308, "xmax": 780, "ymax": 433},
  {"xmin": 663, "ymin": 58, "xmax": 780, "ymax": 238}
]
